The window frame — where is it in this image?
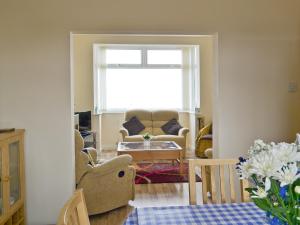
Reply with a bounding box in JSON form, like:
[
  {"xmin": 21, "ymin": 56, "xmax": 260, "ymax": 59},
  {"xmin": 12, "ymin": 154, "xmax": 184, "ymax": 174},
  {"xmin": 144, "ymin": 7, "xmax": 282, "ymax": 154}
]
[{"xmin": 93, "ymin": 44, "xmax": 200, "ymax": 113}]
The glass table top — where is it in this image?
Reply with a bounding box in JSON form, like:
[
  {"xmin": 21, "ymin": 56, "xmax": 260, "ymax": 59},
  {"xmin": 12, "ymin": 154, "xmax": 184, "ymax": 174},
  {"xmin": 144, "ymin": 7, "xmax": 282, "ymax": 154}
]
[{"xmin": 118, "ymin": 141, "xmax": 181, "ymax": 151}]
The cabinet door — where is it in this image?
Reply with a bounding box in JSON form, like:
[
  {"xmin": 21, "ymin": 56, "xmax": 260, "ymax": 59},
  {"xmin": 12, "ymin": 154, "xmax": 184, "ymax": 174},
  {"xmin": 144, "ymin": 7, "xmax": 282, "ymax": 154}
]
[{"xmin": 8, "ymin": 138, "xmax": 22, "ymax": 208}]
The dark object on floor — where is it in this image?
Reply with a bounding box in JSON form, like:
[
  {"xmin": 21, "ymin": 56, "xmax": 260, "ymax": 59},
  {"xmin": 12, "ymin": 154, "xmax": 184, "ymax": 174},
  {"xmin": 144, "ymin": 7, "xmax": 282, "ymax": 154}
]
[{"xmin": 135, "ymin": 162, "xmax": 201, "ymax": 184}]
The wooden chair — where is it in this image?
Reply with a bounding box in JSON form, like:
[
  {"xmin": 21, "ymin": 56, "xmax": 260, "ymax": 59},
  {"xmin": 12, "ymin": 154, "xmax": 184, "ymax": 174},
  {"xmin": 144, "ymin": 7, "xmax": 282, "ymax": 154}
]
[
  {"xmin": 188, "ymin": 159, "xmax": 250, "ymax": 205},
  {"xmin": 57, "ymin": 189, "xmax": 91, "ymax": 225}
]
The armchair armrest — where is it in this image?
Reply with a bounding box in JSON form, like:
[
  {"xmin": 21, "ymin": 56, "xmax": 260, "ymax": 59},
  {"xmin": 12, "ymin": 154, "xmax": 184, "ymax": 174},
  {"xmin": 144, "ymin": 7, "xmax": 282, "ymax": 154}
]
[
  {"xmin": 204, "ymin": 148, "xmax": 213, "ymax": 158},
  {"xmin": 199, "ymin": 123, "xmax": 212, "ymax": 137},
  {"xmin": 120, "ymin": 127, "xmax": 129, "ymax": 140},
  {"xmin": 84, "ymin": 147, "xmax": 98, "ymax": 164},
  {"xmin": 178, "ymin": 127, "xmax": 189, "ymax": 136},
  {"xmin": 88, "ymin": 154, "xmax": 133, "ymax": 175}
]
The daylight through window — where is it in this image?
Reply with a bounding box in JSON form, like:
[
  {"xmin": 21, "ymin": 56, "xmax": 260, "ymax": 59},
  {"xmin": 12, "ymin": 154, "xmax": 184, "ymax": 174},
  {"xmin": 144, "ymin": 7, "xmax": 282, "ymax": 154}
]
[{"xmin": 93, "ymin": 44, "xmax": 200, "ymax": 113}]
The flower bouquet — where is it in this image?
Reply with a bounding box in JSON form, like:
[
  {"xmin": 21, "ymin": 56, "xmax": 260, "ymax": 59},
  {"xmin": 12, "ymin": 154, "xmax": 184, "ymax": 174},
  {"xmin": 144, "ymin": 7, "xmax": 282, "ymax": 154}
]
[
  {"xmin": 236, "ymin": 140, "xmax": 300, "ymax": 225},
  {"xmin": 143, "ymin": 133, "xmax": 152, "ymax": 147},
  {"xmin": 143, "ymin": 133, "xmax": 152, "ymax": 141}
]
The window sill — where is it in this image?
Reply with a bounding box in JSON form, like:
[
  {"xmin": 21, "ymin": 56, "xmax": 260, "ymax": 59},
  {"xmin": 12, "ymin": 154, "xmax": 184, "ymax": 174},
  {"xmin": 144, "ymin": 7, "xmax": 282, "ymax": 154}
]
[{"xmin": 93, "ymin": 109, "xmax": 198, "ymax": 115}]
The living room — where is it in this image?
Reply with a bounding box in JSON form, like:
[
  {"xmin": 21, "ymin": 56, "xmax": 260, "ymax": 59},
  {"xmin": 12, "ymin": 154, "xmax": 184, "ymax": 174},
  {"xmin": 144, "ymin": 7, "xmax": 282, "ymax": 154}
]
[
  {"xmin": 1, "ymin": 1, "xmax": 300, "ymax": 225},
  {"xmin": 73, "ymin": 34, "xmax": 214, "ymax": 153}
]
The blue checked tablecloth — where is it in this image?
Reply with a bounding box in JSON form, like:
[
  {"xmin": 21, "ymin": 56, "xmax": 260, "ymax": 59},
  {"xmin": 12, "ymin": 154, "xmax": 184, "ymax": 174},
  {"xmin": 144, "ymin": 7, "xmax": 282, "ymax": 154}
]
[{"xmin": 124, "ymin": 202, "xmax": 268, "ymax": 225}]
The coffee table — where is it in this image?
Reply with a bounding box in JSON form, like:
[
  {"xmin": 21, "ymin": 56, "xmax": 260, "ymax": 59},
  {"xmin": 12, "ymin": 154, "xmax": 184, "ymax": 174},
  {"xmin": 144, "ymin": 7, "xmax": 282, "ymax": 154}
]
[{"xmin": 117, "ymin": 141, "xmax": 183, "ymax": 174}]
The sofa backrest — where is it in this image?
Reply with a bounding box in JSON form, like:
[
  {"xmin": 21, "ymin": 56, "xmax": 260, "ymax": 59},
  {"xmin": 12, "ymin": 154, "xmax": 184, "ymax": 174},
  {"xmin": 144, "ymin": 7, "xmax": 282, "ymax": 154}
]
[
  {"xmin": 152, "ymin": 110, "xmax": 179, "ymax": 135},
  {"xmin": 124, "ymin": 109, "xmax": 179, "ymax": 135},
  {"xmin": 125, "ymin": 109, "xmax": 153, "ymax": 134}
]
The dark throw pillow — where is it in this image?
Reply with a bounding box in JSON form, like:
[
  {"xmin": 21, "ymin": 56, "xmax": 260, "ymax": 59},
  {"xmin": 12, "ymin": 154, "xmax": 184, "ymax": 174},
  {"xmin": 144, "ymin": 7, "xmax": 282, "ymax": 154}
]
[
  {"xmin": 123, "ymin": 116, "xmax": 145, "ymax": 136},
  {"xmin": 161, "ymin": 118, "xmax": 182, "ymax": 135}
]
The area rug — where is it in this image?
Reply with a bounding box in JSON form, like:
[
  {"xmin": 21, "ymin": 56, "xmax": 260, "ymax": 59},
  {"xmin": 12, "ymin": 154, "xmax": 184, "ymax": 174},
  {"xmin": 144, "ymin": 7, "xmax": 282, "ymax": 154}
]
[{"xmin": 135, "ymin": 162, "xmax": 201, "ymax": 184}]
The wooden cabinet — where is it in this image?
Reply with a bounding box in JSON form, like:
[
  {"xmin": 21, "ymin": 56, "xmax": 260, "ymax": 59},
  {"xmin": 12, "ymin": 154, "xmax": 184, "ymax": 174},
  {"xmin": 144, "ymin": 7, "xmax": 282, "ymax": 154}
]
[{"xmin": 0, "ymin": 130, "xmax": 25, "ymax": 225}]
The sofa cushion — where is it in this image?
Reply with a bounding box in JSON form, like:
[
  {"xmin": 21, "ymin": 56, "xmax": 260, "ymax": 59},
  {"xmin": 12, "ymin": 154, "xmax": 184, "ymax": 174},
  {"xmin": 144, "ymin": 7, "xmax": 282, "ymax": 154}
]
[
  {"xmin": 161, "ymin": 118, "xmax": 182, "ymax": 135},
  {"xmin": 125, "ymin": 110, "xmax": 152, "ymax": 135},
  {"xmin": 152, "ymin": 110, "xmax": 179, "ymax": 121},
  {"xmin": 123, "ymin": 116, "xmax": 145, "ymax": 135},
  {"xmin": 125, "ymin": 109, "xmax": 152, "ymax": 121}
]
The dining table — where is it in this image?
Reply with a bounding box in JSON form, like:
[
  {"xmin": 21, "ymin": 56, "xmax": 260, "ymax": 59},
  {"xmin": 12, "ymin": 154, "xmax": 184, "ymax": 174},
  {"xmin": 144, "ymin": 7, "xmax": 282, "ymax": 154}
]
[{"xmin": 124, "ymin": 202, "xmax": 268, "ymax": 225}]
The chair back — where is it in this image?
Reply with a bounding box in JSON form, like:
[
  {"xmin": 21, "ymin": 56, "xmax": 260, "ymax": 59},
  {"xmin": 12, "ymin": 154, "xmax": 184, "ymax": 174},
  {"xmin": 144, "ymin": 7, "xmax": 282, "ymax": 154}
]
[
  {"xmin": 57, "ymin": 189, "xmax": 90, "ymax": 225},
  {"xmin": 188, "ymin": 159, "xmax": 250, "ymax": 205}
]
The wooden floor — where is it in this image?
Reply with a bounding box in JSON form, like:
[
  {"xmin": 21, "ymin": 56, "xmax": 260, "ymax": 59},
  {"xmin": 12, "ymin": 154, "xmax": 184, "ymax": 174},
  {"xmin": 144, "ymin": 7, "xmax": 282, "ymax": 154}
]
[{"xmin": 90, "ymin": 150, "xmax": 202, "ymax": 225}]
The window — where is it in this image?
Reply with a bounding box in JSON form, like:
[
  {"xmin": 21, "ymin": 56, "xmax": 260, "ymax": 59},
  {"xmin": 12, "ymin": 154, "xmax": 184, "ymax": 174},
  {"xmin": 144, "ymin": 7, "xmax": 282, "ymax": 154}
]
[{"xmin": 93, "ymin": 44, "xmax": 199, "ymax": 113}]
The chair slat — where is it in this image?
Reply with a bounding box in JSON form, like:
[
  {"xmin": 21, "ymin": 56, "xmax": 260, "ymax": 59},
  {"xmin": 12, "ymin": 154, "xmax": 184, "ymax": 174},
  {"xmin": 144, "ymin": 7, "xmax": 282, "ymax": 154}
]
[
  {"xmin": 240, "ymin": 179, "xmax": 250, "ymax": 202},
  {"xmin": 219, "ymin": 165, "xmax": 226, "ymax": 203},
  {"xmin": 57, "ymin": 189, "xmax": 91, "ymax": 225},
  {"xmin": 229, "ymin": 165, "xmax": 236, "ymax": 203},
  {"xmin": 210, "ymin": 165, "xmax": 217, "ymax": 204},
  {"xmin": 201, "ymin": 166, "xmax": 208, "ymax": 204},
  {"xmin": 69, "ymin": 213, "xmax": 78, "ymax": 225}
]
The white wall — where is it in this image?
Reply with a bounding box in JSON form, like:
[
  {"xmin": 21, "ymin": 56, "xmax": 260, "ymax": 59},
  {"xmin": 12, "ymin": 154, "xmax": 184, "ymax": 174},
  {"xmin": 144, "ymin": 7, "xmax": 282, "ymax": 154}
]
[{"xmin": 0, "ymin": 0, "xmax": 300, "ymax": 224}]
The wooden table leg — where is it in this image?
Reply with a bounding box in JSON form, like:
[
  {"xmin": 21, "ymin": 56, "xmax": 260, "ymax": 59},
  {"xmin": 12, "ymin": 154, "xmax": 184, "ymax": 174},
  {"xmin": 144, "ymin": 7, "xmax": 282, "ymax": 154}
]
[{"xmin": 179, "ymin": 151, "xmax": 183, "ymax": 175}]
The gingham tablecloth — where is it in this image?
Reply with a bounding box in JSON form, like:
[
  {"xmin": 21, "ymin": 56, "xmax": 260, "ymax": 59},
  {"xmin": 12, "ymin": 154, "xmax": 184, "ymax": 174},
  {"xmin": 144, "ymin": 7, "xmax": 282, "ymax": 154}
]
[{"xmin": 124, "ymin": 202, "xmax": 268, "ymax": 225}]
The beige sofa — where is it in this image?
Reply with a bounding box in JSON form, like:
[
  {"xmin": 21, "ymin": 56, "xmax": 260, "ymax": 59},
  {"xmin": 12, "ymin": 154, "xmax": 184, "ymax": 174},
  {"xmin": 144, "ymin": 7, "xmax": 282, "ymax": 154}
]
[
  {"xmin": 75, "ymin": 130, "xmax": 135, "ymax": 215},
  {"xmin": 120, "ymin": 110, "xmax": 189, "ymax": 157}
]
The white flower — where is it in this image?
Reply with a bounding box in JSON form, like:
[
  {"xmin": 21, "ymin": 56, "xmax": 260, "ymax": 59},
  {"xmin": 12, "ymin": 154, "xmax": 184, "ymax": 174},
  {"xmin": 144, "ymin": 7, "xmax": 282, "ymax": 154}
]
[
  {"xmin": 273, "ymin": 163, "xmax": 300, "ymax": 187},
  {"xmin": 295, "ymin": 133, "xmax": 300, "ymax": 145},
  {"xmin": 237, "ymin": 159, "xmax": 253, "ymax": 179},
  {"xmin": 252, "ymin": 186, "xmax": 268, "ymax": 199},
  {"xmin": 250, "ymin": 150, "xmax": 283, "ymax": 178},
  {"xmin": 295, "ymin": 186, "xmax": 300, "ymax": 194},
  {"xmin": 251, "ymin": 177, "xmax": 271, "ymax": 199},
  {"xmin": 249, "ymin": 139, "xmax": 269, "ymax": 155},
  {"xmin": 265, "ymin": 177, "xmax": 271, "ymax": 191},
  {"xmin": 271, "ymin": 143, "xmax": 300, "ymax": 165}
]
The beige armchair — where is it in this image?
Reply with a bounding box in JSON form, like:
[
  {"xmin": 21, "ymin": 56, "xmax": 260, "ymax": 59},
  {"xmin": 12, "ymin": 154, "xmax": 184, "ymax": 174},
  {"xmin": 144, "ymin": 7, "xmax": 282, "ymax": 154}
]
[
  {"xmin": 195, "ymin": 123, "xmax": 212, "ymax": 158},
  {"xmin": 120, "ymin": 110, "xmax": 189, "ymax": 157},
  {"xmin": 75, "ymin": 130, "xmax": 135, "ymax": 215}
]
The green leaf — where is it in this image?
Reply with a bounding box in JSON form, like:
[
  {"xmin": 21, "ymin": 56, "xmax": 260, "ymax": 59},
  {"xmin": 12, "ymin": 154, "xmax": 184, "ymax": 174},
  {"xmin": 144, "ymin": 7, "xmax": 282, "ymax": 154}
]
[{"xmin": 252, "ymin": 198, "xmax": 270, "ymax": 211}]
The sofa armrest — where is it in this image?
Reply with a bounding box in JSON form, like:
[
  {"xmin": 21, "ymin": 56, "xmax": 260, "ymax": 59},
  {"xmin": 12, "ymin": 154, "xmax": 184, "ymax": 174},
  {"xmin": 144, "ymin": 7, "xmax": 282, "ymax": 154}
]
[
  {"xmin": 120, "ymin": 127, "xmax": 129, "ymax": 140},
  {"xmin": 178, "ymin": 127, "xmax": 189, "ymax": 137},
  {"xmin": 88, "ymin": 154, "xmax": 133, "ymax": 175}
]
